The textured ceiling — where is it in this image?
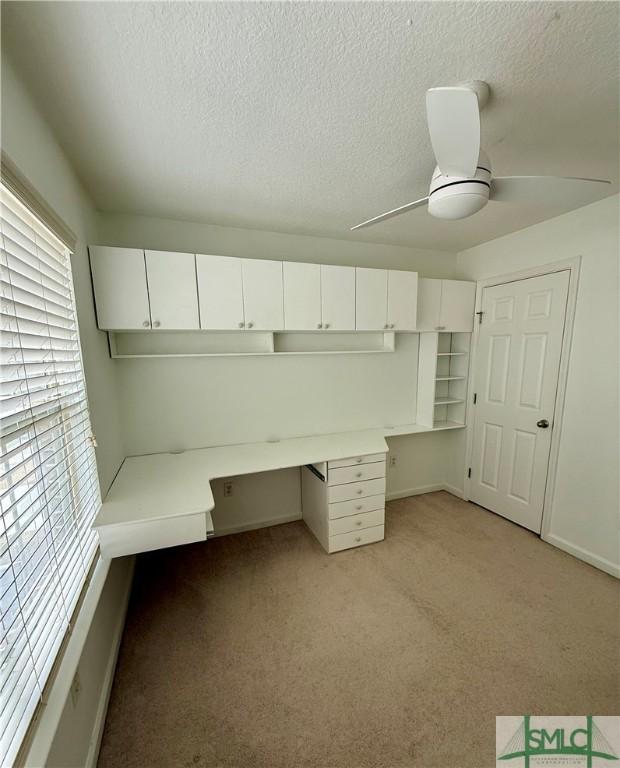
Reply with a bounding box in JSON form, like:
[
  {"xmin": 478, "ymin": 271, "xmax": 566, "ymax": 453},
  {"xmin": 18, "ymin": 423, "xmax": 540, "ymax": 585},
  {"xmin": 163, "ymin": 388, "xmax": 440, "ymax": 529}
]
[{"xmin": 3, "ymin": 1, "xmax": 619, "ymax": 250}]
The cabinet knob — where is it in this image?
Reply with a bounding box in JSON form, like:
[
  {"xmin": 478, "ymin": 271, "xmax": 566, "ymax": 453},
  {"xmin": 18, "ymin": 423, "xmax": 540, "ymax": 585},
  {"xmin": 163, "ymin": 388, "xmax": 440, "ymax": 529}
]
[
  {"xmin": 324, "ymin": 323, "xmax": 330, "ymax": 329},
  {"xmin": 153, "ymin": 320, "xmax": 161, "ymax": 328},
  {"xmin": 355, "ymin": 536, "xmax": 361, "ymax": 543},
  {"xmin": 356, "ymin": 488, "xmax": 363, "ymax": 495},
  {"xmin": 390, "ymin": 323, "xmax": 395, "ymax": 329},
  {"xmin": 356, "ymin": 505, "xmax": 362, "ymax": 511},
  {"xmin": 356, "ymin": 472, "xmax": 362, "ymax": 478},
  {"xmin": 383, "ymin": 323, "xmax": 389, "ymax": 330},
  {"xmin": 142, "ymin": 320, "xmax": 150, "ymax": 328},
  {"xmin": 238, "ymin": 321, "xmax": 245, "ymax": 328},
  {"xmin": 355, "ymin": 520, "xmax": 363, "ymax": 526},
  {"xmin": 317, "ymin": 323, "xmax": 322, "ymax": 329},
  {"xmin": 435, "ymin": 325, "xmax": 446, "ymax": 331},
  {"xmin": 356, "ymin": 457, "xmax": 363, "ymax": 463},
  {"xmin": 247, "ymin": 321, "xmax": 254, "ymax": 329}
]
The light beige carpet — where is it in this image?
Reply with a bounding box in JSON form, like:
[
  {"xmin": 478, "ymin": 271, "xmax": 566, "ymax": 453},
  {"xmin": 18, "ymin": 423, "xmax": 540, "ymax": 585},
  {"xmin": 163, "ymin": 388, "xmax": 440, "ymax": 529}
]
[{"xmin": 98, "ymin": 492, "xmax": 619, "ymax": 768}]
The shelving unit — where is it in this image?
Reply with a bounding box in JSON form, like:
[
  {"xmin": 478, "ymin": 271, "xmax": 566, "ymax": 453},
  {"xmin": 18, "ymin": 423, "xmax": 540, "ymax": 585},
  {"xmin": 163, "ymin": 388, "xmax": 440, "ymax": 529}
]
[
  {"xmin": 108, "ymin": 330, "xmax": 396, "ymax": 358},
  {"xmin": 416, "ymin": 331, "xmax": 471, "ymax": 428}
]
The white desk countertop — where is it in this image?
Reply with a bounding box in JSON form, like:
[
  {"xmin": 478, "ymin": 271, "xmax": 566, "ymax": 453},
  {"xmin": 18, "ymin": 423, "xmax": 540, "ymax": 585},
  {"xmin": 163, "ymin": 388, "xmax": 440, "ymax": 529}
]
[
  {"xmin": 94, "ymin": 422, "xmax": 464, "ymax": 558},
  {"xmin": 95, "ymin": 429, "xmax": 388, "ymax": 533}
]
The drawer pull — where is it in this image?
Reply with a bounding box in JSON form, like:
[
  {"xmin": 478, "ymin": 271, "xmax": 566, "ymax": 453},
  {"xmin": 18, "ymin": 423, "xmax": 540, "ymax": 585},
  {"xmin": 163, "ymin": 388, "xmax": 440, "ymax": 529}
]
[
  {"xmin": 355, "ymin": 520, "xmax": 362, "ymax": 526},
  {"xmin": 356, "ymin": 472, "xmax": 362, "ymax": 478},
  {"xmin": 356, "ymin": 458, "xmax": 363, "ymax": 463},
  {"xmin": 356, "ymin": 489, "xmax": 363, "ymax": 495},
  {"xmin": 356, "ymin": 505, "xmax": 362, "ymax": 511},
  {"xmin": 355, "ymin": 536, "xmax": 361, "ymax": 543}
]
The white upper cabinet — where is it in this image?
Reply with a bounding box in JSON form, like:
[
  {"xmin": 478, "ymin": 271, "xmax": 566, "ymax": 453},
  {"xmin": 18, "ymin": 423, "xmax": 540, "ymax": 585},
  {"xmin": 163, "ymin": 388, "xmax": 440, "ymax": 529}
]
[
  {"xmin": 439, "ymin": 280, "xmax": 476, "ymax": 331},
  {"xmin": 417, "ymin": 278, "xmax": 442, "ymax": 330},
  {"xmin": 321, "ymin": 265, "xmax": 355, "ymax": 330},
  {"xmin": 89, "ymin": 246, "xmax": 150, "ymax": 330},
  {"xmin": 387, "ymin": 270, "xmax": 418, "ymax": 331},
  {"xmin": 283, "ymin": 262, "xmax": 321, "ymax": 330},
  {"xmin": 196, "ymin": 254, "xmax": 244, "ymax": 329},
  {"xmin": 417, "ymin": 278, "xmax": 476, "ymax": 332},
  {"xmin": 355, "ymin": 268, "xmax": 388, "ymax": 330},
  {"xmin": 241, "ymin": 259, "xmax": 283, "ymax": 330},
  {"xmin": 145, "ymin": 250, "xmax": 199, "ymax": 330}
]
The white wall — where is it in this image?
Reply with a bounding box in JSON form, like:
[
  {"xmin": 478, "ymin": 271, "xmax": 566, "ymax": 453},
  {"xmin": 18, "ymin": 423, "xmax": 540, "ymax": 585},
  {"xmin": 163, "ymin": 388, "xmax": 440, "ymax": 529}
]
[
  {"xmin": 454, "ymin": 195, "xmax": 620, "ymax": 577},
  {"xmin": 2, "ymin": 54, "xmax": 132, "ymax": 766}
]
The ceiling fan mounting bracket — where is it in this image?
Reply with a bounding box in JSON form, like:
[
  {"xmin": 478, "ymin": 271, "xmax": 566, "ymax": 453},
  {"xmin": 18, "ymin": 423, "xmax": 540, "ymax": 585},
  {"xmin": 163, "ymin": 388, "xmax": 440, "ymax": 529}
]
[{"xmin": 459, "ymin": 80, "xmax": 490, "ymax": 109}]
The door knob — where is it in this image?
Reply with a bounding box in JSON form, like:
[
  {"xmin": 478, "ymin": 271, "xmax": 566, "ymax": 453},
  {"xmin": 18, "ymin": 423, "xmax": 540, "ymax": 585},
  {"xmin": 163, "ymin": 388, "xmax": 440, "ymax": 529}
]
[{"xmin": 537, "ymin": 419, "xmax": 550, "ymax": 428}]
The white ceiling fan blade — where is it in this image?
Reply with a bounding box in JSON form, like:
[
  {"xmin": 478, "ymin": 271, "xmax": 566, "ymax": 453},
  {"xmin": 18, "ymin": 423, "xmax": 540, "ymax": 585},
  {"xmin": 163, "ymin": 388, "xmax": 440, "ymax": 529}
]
[
  {"xmin": 426, "ymin": 87, "xmax": 480, "ymax": 178},
  {"xmin": 350, "ymin": 197, "xmax": 429, "ymax": 231},
  {"xmin": 491, "ymin": 176, "xmax": 611, "ymax": 204}
]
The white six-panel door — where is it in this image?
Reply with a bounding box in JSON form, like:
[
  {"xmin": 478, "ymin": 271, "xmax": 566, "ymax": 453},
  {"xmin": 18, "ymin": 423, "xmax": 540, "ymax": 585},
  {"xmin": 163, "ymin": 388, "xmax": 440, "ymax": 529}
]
[
  {"xmin": 145, "ymin": 250, "xmax": 199, "ymax": 329},
  {"xmin": 470, "ymin": 270, "xmax": 570, "ymax": 532},
  {"xmin": 196, "ymin": 254, "xmax": 245, "ymax": 329}
]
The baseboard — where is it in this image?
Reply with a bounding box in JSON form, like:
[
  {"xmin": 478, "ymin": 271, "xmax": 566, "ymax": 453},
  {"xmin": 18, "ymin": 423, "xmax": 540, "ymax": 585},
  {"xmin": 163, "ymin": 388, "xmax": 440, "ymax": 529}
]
[
  {"xmin": 543, "ymin": 533, "xmax": 620, "ymax": 579},
  {"xmin": 85, "ymin": 557, "xmax": 136, "ymax": 768},
  {"xmin": 442, "ymin": 483, "xmax": 465, "ymax": 500},
  {"xmin": 386, "ymin": 484, "xmax": 444, "ymax": 501},
  {"xmin": 213, "ymin": 513, "xmax": 302, "ymax": 537}
]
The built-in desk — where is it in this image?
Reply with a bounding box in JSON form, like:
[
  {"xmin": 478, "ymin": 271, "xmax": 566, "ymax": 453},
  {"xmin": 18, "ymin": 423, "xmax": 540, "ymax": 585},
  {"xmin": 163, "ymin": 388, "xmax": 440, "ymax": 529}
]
[{"xmin": 95, "ymin": 429, "xmax": 389, "ymax": 558}]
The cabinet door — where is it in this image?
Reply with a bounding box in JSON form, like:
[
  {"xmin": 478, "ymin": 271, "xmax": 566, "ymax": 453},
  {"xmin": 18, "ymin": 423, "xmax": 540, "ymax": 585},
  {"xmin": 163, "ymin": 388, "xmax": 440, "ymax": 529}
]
[
  {"xmin": 321, "ymin": 265, "xmax": 355, "ymax": 330},
  {"xmin": 416, "ymin": 278, "xmax": 442, "ymax": 331},
  {"xmin": 387, "ymin": 270, "xmax": 418, "ymax": 330},
  {"xmin": 89, "ymin": 246, "xmax": 150, "ymax": 330},
  {"xmin": 439, "ymin": 280, "xmax": 476, "ymax": 331},
  {"xmin": 196, "ymin": 254, "xmax": 244, "ymax": 329},
  {"xmin": 241, "ymin": 259, "xmax": 283, "ymax": 330},
  {"xmin": 145, "ymin": 250, "xmax": 199, "ymax": 330},
  {"xmin": 355, "ymin": 268, "xmax": 388, "ymax": 330},
  {"xmin": 283, "ymin": 262, "xmax": 321, "ymax": 330}
]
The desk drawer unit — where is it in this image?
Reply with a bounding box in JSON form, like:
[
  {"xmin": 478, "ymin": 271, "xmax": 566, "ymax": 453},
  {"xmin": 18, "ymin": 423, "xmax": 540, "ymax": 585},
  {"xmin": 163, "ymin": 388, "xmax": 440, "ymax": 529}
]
[
  {"xmin": 328, "ymin": 453, "xmax": 386, "ymax": 469},
  {"xmin": 302, "ymin": 451, "xmax": 387, "ymax": 553},
  {"xmin": 328, "ymin": 508, "xmax": 384, "ymax": 536},
  {"xmin": 328, "ymin": 494, "xmax": 385, "ymax": 520},
  {"xmin": 327, "ymin": 477, "xmax": 386, "ymax": 504},
  {"xmin": 329, "ymin": 524, "xmax": 385, "ymax": 553},
  {"xmin": 327, "ymin": 460, "xmax": 385, "ymax": 486}
]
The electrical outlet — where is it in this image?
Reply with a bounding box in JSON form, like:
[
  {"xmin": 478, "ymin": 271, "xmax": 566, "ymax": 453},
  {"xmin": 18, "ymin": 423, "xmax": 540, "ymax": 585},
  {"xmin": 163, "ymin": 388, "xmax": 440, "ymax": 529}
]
[
  {"xmin": 223, "ymin": 480, "xmax": 233, "ymax": 497},
  {"xmin": 389, "ymin": 456, "xmax": 397, "ymax": 467},
  {"xmin": 70, "ymin": 670, "xmax": 81, "ymax": 707}
]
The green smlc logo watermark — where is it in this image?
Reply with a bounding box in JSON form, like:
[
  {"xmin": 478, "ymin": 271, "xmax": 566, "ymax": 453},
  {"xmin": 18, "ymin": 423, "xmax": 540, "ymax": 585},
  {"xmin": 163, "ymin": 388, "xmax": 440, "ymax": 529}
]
[{"xmin": 498, "ymin": 716, "xmax": 619, "ymax": 767}]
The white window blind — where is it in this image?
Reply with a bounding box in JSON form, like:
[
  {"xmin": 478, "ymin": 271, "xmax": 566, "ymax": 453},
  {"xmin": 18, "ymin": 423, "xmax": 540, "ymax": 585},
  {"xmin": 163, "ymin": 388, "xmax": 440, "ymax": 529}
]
[{"xmin": 0, "ymin": 185, "xmax": 100, "ymax": 766}]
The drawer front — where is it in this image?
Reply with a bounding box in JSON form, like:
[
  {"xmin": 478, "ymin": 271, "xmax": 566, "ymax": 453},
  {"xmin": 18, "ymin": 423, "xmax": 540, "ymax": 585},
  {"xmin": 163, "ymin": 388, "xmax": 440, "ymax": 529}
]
[
  {"xmin": 327, "ymin": 477, "xmax": 386, "ymax": 504},
  {"xmin": 328, "ymin": 460, "xmax": 385, "ymax": 486},
  {"xmin": 329, "ymin": 509, "xmax": 385, "ymax": 536},
  {"xmin": 328, "ymin": 524, "xmax": 384, "ymax": 553},
  {"xmin": 328, "ymin": 452, "xmax": 386, "ymax": 469},
  {"xmin": 328, "ymin": 494, "xmax": 385, "ymax": 520}
]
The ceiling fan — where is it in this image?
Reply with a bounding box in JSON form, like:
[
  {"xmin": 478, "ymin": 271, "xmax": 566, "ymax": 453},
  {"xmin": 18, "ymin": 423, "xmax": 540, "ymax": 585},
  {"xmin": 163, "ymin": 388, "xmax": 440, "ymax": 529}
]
[{"xmin": 351, "ymin": 81, "xmax": 610, "ymax": 231}]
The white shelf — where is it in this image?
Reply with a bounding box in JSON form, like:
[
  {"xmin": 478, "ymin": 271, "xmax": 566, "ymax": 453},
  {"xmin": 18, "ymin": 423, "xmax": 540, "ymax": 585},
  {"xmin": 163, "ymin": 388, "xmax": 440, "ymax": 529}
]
[
  {"xmin": 434, "ymin": 397, "xmax": 465, "ymax": 406},
  {"xmin": 384, "ymin": 421, "xmax": 465, "ymax": 437}
]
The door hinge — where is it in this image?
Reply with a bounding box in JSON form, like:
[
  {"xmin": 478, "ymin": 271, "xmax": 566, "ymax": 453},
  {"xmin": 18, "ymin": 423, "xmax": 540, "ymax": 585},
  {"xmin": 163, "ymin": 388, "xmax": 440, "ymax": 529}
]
[
  {"xmin": 473, "ymin": 393, "xmax": 477, "ymax": 404},
  {"xmin": 467, "ymin": 468, "xmax": 472, "ymax": 478},
  {"xmin": 475, "ymin": 311, "xmax": 484, "ymax": 325}
]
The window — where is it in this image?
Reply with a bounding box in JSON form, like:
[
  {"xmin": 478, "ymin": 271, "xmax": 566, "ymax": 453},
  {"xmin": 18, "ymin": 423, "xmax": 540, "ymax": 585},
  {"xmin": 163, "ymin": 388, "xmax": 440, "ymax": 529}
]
[{"xmin": 0, "ymin": 185, "xmax": 100, "ymax": 765}]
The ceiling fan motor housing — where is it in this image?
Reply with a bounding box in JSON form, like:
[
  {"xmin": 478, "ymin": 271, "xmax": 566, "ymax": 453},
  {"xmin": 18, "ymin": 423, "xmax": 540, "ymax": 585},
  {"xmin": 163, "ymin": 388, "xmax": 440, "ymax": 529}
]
[{"xmin": 428, "ymin": 151, "xmax": 492, "ymax": 220}]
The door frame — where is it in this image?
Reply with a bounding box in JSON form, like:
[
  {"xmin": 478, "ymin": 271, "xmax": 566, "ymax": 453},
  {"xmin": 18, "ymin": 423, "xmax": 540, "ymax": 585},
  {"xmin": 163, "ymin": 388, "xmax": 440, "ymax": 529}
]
[{"xmin": 462, "ymin": 256, "xmax": 581, "ymax": 539}]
